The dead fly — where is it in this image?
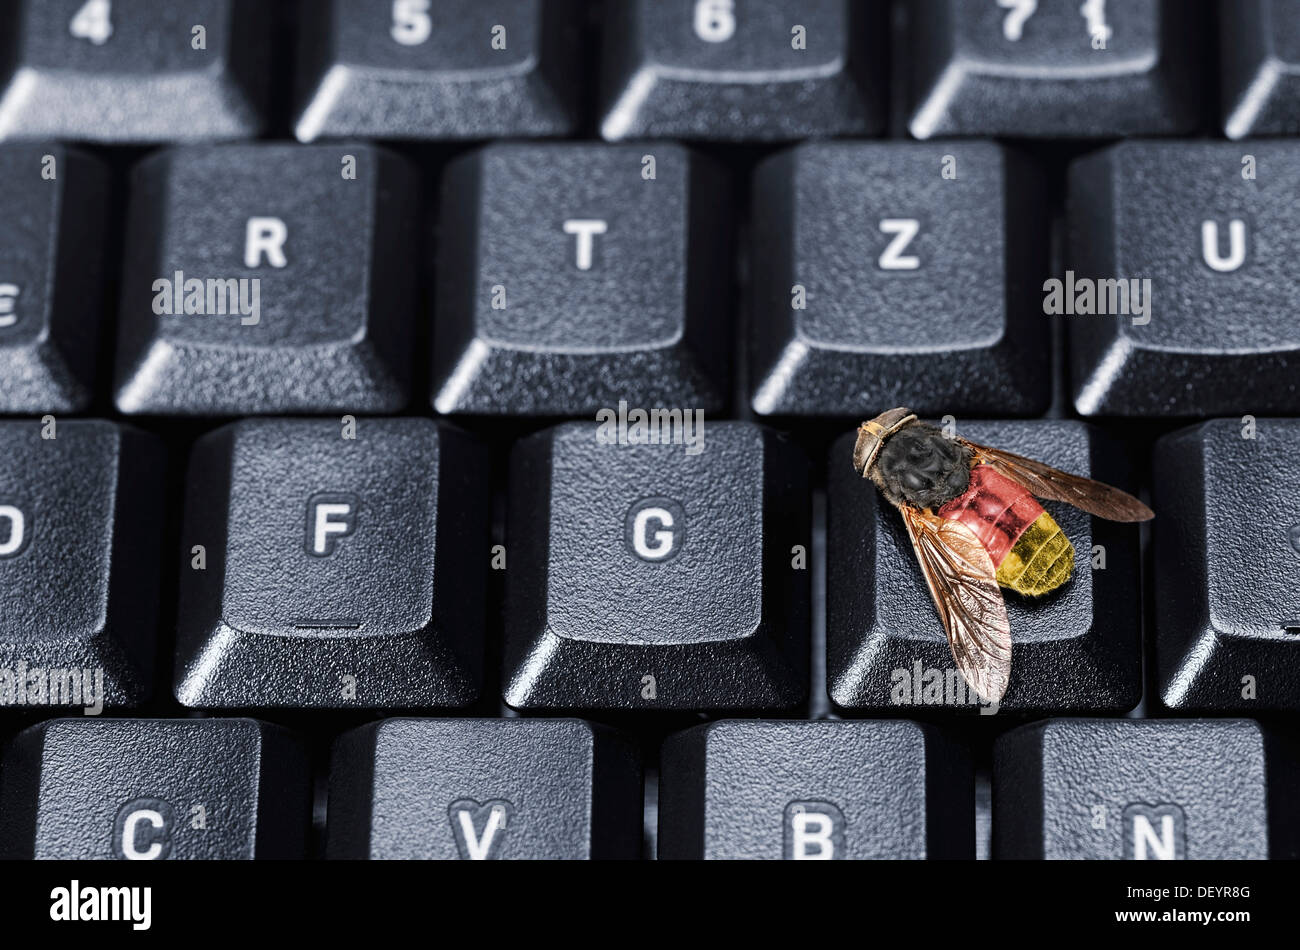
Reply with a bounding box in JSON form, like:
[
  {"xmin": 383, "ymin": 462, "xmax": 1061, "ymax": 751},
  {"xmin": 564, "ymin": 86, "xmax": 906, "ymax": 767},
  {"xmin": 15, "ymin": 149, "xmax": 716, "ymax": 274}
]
[{"xmin": 853, "ymin": 408, "xmax": 1154, "ymax": 703}]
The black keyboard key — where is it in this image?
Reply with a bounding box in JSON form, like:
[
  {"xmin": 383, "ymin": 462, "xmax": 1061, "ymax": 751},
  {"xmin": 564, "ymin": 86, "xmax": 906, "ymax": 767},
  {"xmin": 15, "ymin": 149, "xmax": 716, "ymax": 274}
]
[
  {"xmin": 0, "ymin": 0, "xmax": 270, "ymax": 142},
  {"xmin": 659, "ymin": 720, "xmax": 973, "ymax": 859},
  {"xmin": 431, "ymin": 143, "xmax": 732, "ymax": 416},
  {"xmin": 1154, "ymin": 419, "xmax": 1300, "ymax": 710},
  {"xmin": 906, "ymin": 0, "xmax": 1200, "ymax": 138},
  {"xmin": 113, "ymin": 144, "xmax": 419, "ymax": 415},
  {"xmin": 599, "ymin": 0, "xmax": 885, "ymax": 141},
  {"xmin": 1069, "ymin": 142, "xmax": 1300, "ymax": 416},
  {"xmin": 294, "ymin": 0, "xmax": 581, "ymax": 142},
  {"xmin": 328, "ymin": 718, "xmax": 642, "ymax": 859},
  {"xmin": 828, "ymin": 420, "xmax": 1142, "ymax": 713},
  {"xmin": 750, "ymin": 142, "xmax": 1049, "ymax": 417},
  {"xmin": 1222, "ymin": 0, "xmax": 1300, "ymax": 138},
  {"xmin": 0, "ymin": 717, "xmax": 310, "ymax": 859},
  {"xmin": 994, "ymin": 718, "xmax": 1300, "ymax": 859},
  {"xmin": 174, "ymin": 418, "xmax": 488, "ymax": 708},
  {"xmin": 0, "ymin": 420, "xmax": 163, "ymax": 708},
  {"xmin": 504, "ymin": 421, "xmax": 809, "ymax": 711},
  {"xmin": 0, "ymin": 144, "xmax": 108, "ymax": 412}
]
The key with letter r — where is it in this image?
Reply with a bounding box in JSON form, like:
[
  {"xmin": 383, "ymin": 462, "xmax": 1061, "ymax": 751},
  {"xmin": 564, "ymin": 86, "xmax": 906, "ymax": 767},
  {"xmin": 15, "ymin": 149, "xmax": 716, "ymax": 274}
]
[
  {"xmin": 659, "ymin": 720, "xmax": 973, "ymax": 859},
  {"xmin": 114, "ymin": 143, "xmax": 419, "ymax": 416}
]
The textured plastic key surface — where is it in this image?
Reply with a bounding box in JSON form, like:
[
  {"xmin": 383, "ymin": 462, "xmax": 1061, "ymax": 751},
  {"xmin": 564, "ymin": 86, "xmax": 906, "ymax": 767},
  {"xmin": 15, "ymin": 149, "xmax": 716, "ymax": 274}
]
[
  {"xmin": 503, "ymin": 421, "xmax": 809, "ymax": 711},
  {"xmin": 0, "ymin": 718, "xmax": 310, "ymax": 859},
  {"xmin": 1221, "ymin": 0, "xmax": 1300, "ymax": 138},
  {"xmin": 0, "ymin": 0, "xmax": 270, "ymax": 142},
  {"xmin": 994, "ymin": 718, "xmax": 1300, "ymax": 859},
  {"xmin": 1154, "ymin": 419, "xmax": 1300, "ymax": 710},
  {"xmin": 906, "ymin": 0, "xmax": 1200, "ymax": 138},
  {"xmin": 0, "ymin": 420, "xmax": 163, "ymax": 708},
  {"xmin": 828, "ymin": 420, "xmax": 1142, "ymax": 713},
  {"xmin": 294, "ymin": 0, "xmax": 581, "ymax": 142},
  {"xmin": 114, "ymin": 143, "xmax": 419, "ymax": 416},
  {"xmin": 749, "ymin": 141, "xmax": 1049, "ymax": 418},
  {"xmin": 1068, "ymin": 141, "xmax": 1300, "ymax": 416},
  {"xmin": 658, "ymin": 719, "xmax": 973, "ymax": 859},
  {"xmin": 327, "ymin": 718, "xmax": 643, "ymax": 859},
  {"xmin": 0, "ymin": 144, "xmax": 108, "ymax": 412},
  {"xmin": 599, "ymin": 0, "xmax": 885, "ymax": 141},
  {"xmin": 174, "ymin": 418, "xmax": 488, "ymax": 709},
  {"xmin": 431, "ymin": 142, "xmax": 732, "ymax": 416}
]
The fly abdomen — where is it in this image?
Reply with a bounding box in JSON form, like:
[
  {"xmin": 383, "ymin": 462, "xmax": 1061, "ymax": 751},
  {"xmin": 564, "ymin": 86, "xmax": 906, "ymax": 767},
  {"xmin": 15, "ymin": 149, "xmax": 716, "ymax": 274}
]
[{"xmin": 936, "ymin": 464, "xmax": 1074, "ymax": 597}]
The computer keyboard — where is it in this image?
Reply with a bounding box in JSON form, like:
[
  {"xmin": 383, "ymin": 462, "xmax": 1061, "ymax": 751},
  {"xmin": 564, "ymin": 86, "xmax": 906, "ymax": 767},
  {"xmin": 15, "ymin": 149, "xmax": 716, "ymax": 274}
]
[{"xmin": 0, "ymin": 0, "xmax": 1298, "ymax": 872}]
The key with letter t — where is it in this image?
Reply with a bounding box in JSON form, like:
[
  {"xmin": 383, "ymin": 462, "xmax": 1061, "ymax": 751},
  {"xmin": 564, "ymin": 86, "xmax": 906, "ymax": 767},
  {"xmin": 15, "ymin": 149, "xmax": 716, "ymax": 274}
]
[{"xmin": 431, "ymin": 143, "xmax": 732, "ymax": 416}]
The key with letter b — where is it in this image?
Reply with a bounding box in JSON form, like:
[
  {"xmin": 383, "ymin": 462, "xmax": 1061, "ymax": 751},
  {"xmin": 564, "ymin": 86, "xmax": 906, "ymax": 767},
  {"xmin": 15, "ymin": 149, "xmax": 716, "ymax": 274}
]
[{"xmin": 659, "ymin": 720, "xmax": 974, "ymax": 859}]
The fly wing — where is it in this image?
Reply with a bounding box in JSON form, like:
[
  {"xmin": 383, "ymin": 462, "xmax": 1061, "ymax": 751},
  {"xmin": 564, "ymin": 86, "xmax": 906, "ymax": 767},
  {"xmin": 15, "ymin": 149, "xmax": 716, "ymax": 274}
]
[
  {"xmin": 900, "ymin": 506, "xmax": 1012, "ymax": 704},
  {"xmin": 959, "ymin": 440, "xmax": 1154, "ymax": 523}
]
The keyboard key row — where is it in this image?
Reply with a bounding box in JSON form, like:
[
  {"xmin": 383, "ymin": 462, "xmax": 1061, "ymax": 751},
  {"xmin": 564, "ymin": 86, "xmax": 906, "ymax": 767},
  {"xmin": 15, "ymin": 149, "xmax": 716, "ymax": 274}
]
[
  {"xmin": 4, "ymin": 0, "xmax": 1293, "ymax": 141},
  {"xmin": 5, "ymin": 140, "xmax": 1300, "ymax": 418},
  {"xmin": 2, "ymin": 417, "xmax": 1297, "ymax": 712},
  {"xmin": 3, "ymin": 717, "xmax": 1298, "ymax": 859}
]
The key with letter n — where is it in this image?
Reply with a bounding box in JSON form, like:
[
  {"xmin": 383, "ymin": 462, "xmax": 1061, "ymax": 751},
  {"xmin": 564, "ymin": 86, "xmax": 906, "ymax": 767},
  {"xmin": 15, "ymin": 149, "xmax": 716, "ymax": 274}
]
[{"xmin": 994, "ymin": 719, "xmax": 1300, "ymax": 858}]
